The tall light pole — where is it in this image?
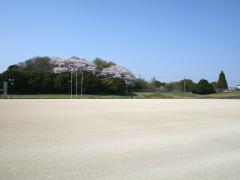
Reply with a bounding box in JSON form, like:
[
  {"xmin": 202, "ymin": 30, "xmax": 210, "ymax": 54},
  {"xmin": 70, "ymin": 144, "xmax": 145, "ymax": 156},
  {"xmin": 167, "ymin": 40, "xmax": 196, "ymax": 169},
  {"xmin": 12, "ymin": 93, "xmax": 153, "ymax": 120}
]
[
  {"xmin": 2, "ymin": 82, "xmax": 8, "ymax": 99},
  {"xmin": 68, "ymin": 69, "xmax": 73, "ymax": 99},
  {"xmin": 71, "ymin": 70, "xmax": 73, "ymax": 99},
  {"xmin": 80, "ymin": 71, "xmax": 83, "ymax": 97},
  {"xmin": 9, "ymin": 78, "xmax": 14, "ymax": 85},
  {"xmin": 8, "ymin": 78, "xmax": 14, "ymax": 96},
  {"xmin": 125, "ymin": 80, "xmax": 129, "ymax": 95},
  {"xmin": 76, "ymin": 69, "xmax": 78, "ymax": 99},
  {"xmin": 183, "ymin": 76, "xmax": 186, "ymax": 93},
  {"xmin": 1, "ymin": 79, "xmax": 14, "ymax": 99}
]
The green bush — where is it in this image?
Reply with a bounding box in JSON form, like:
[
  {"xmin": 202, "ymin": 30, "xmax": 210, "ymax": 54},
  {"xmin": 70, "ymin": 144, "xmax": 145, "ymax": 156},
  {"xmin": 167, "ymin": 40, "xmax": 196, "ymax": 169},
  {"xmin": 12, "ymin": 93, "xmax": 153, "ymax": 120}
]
[
  {"xmin": 134, "ymin": 78, "xmax": 155, "ymax": 92},
  {"xmin": 162, "ymin": 80, "xmax": 195, "ymax": 92},
  {"xmin": 192, "ymin": 79, "xmax": 216, "ymax": 95}
]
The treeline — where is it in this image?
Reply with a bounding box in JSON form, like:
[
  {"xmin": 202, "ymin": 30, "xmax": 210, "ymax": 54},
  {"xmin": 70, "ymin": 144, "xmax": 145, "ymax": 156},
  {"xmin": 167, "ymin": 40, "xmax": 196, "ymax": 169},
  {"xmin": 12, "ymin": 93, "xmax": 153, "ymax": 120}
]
[
  {"xmin": 0, "ymin": 57, "xmax": 127, "ymax": 95},
  {"xmin": 134, "ymin": 70, "xmax": 228, "ymax": 95},
  {"xmin": 0, "ymin": 56, "xmax": 229, "ymax": 95}
]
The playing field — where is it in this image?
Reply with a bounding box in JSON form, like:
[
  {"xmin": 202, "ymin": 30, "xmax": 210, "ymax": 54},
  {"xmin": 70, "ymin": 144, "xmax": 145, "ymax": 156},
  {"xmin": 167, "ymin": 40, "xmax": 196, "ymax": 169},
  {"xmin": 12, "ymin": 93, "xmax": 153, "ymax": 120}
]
[{"xmin": 1, "ymin": 99, "xmax": 240, "ymax": 179}]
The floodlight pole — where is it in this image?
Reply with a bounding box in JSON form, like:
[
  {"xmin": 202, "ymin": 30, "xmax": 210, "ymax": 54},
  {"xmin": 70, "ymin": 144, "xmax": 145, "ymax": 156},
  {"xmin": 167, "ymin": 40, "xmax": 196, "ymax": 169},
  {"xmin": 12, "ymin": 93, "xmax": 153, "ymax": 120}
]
[
  {"xmin": 8, "ymin": 78, "xmax": 14, "ymax": 97},
  {"xmin": 3, "ymin": 82, "xmax": 8, "ymax": 98},
  {"xmin": 80, "ymin": 71, "xmax": 83, "ymax": 97},
  {"xmin": 1, "ymin": 79, "xmax": 14, "ymax": 99},
  {"xmin": 126, "ymin": 81, "xmax": 129, "ymax": 95},
  {"xmin": 76, "ymin": 69, "xmax": 78, "ymax": 99},
  {"xmin": 183, "ymin": 76, "xmax": 186, "ymax": 93},
  {"xmin": 71, "ymin": 70, "xmax": 73, "ymax": 99}
]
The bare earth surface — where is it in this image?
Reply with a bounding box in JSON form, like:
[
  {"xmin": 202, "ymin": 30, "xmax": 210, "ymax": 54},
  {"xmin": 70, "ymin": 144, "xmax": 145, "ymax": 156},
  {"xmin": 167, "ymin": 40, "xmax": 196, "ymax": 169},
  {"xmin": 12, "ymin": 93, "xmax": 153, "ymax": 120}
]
[{"xmin": 0, "ymin": 99, "xmax": 240, "ymax": 180}]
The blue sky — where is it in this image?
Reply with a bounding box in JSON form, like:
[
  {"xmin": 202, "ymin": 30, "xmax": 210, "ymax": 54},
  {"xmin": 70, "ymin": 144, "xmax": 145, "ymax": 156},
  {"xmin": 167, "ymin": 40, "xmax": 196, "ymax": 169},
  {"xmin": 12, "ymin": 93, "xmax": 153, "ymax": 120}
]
[{"xmin": 0, "ymin": 0, "xmax": 239, "ymax": 86}]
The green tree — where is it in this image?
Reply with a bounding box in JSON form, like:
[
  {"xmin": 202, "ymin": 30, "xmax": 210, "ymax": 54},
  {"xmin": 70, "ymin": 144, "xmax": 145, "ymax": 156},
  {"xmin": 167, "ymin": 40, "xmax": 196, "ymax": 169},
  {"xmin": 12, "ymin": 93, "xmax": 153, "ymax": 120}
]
[
  {"xmin": 42, "ymin": 73, "xmax": 56, "ymax": 93},
  {"xmin": 0, "ymin": 73, "xmax": 2, "ymax": 82},
  {"xmin": 76, "ymin": 71, "xmax": 103, "ymax": 94},
  {"xmin": 93, "ymin": 58, "xmax": 116, "ymax": 70},
  {"xmin": 102, "ymin": 77, "xmax": 126, "ymax": 94},
  {"xmin": 211, "ymin": 82, "xmax": 218, "ymax": 90},
  {"xmin": 26, "ymin": 72, "xmax": 45, "ymax": 93},
  {"xmin": 7, "ymin": 64, "xmax": 21, "ymax": 71},
  {"xmin": 192, "ymin": 79, "xmax": 215, "ymax": 95},
  {"xmin": 151, "ymin": 77, "xmax": 161, "ymax": 88},
  {"xmin": 21, "ymin": 56, "xmax": 52, "ymax": 72},
  {"xmin": 217, "ymin": 71, "xmax": 228, "ymax": 90},
  {"xmin": 163, "ymin": 80, "xmax": 194, "ymax": 92},
  {"xmin": 179, "ymin": 79, "xmax": 195, "ymax": 92},
  {"xmin": 134, "ymin": 78, "xmax": 155, "ymax": 91},
  {"xmin": 153, "ymin": 80, "xmax": 161, "ymax": 88},
  {"xmin": 0, "ymin": 73, "xmax": 3, "ymax": 91},
  {"xmin": 2, "ymin": 69, "xmax": 28, "ymax": 94},
  {"xmin": 54, "ymin": 73, "xmax": 70, "ymax": 93},
  {"xmin": 163, "ymin": 83, "xmax": 175, "ymax": 92}
]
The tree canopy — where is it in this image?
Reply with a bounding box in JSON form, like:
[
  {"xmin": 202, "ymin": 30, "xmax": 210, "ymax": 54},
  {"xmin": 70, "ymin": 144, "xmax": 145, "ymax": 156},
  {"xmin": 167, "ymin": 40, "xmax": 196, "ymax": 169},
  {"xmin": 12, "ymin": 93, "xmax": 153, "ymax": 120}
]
[
  {"xmin": 102, "ymin": 77, "xmax": 126, "ymax": 94},
  {"xmin": 93, "ymin": 58, "xmax": 116, "ymax": 70},
  {"xmin": 19, "ymin": 56, "xmax": 52, "ymax": 72},
  {"xmin": 0, "ymin": 57, "xmax": 129, "ymax": 95},
  {"xmin": 1, "ymin": 57, "xmax": 228, "ymax": 96},
  {"xmin": 192, "ymin": 79, "xmax": 215, "ymax": 95},
  {"xmin": 1, "ymin": 65, "xmax": 126, "ymax": 95}
]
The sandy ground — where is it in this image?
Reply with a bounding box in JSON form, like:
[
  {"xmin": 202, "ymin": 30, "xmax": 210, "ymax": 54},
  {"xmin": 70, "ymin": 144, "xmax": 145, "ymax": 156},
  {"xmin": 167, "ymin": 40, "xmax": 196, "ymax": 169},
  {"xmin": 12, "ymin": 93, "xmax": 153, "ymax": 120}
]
[{"xmin": 0, "ymin": 99, "xmax": 240, "ymax": 180}]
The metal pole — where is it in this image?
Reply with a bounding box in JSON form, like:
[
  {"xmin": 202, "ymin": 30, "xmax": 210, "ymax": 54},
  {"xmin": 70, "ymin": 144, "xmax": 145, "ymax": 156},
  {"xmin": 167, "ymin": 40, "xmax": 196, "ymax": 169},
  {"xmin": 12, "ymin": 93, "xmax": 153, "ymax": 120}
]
[
  {"xmin": 8, "ymin": 78, "xmax": 14, "ymax": 97},
  {"xmin": 81, "ymin": 71, "xmax": 83, "ymax": 97},
  {"xmin": 184, "ymin": 76, "xmax": 186, "ymax": 93},
  {"xmin": 3, "ymin": 82, "xmax": 8, "ymax": 98},
  {"xmin": 76, "ymin": 69, "xmax": 78, "ymax": 99},
  {"xmin": 71, "ymin": 70, "xmax": 73, "ymax": 99}
]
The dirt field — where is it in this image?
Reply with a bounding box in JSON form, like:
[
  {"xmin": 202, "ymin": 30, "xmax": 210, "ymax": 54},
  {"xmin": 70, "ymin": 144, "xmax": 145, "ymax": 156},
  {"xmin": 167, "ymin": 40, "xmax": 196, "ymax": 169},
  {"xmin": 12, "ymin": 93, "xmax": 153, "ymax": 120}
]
[{"xmin": 1, "ymin": 99, "xmax": 240, "ymax": 180}]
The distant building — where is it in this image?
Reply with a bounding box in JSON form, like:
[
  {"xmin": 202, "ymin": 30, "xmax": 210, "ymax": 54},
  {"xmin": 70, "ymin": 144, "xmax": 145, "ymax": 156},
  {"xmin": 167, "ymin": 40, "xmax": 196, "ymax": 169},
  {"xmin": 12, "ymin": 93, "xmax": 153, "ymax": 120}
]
[
  {"xmin": 227, "ymin": 87, "xmax": 235, "ymax": 92},
  {"xmin": 237, "ymin": 85, "xmax": 240, "ymax": 90}
]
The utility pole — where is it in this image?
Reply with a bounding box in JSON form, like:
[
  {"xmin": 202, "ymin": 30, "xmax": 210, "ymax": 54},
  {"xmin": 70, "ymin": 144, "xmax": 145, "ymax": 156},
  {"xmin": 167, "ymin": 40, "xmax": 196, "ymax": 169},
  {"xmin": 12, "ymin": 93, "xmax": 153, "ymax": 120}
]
[
  {"xmin": 80, "ymin": 71, "xmax": 83, "ymax": 97},
  {"xmin": 76, "ymin": 69, "xmax": 78, "ymax": 99}
]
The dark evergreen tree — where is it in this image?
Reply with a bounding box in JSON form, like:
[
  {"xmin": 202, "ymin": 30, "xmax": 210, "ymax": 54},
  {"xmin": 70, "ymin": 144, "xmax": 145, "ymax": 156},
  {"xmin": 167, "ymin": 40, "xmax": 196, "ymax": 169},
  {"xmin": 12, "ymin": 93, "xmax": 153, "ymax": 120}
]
[{"xmin": 217, "ymin": 71, "xmax": 228, "ymax": 90}]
